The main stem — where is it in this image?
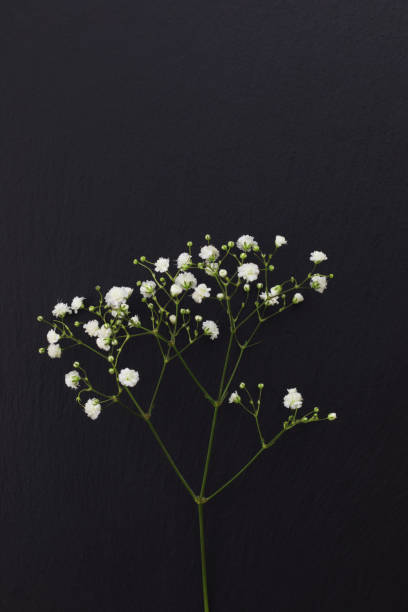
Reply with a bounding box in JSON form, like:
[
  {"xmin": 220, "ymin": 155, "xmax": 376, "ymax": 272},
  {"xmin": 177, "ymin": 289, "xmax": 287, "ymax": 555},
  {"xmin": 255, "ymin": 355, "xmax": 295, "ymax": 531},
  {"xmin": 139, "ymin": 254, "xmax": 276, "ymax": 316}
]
[{"xmin": 198, "ymin": 504, "xmax": 210, "ymax": 612}]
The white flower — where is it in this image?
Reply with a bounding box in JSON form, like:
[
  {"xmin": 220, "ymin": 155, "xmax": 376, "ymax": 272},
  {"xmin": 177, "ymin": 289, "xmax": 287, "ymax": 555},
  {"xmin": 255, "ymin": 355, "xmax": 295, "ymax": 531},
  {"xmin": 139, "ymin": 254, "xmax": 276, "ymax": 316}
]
[
  {"xmin": 47, "ymin": 343, "xmax": 62, "ymax": 358},
  {"xmin": 199, "ymin": 245, "xmax": 219, "ymax": 261},
  {"xmin": 219, "ymin": 269, "xmax": 228, "ymax": 278},
  {"xmin": 155, "ymin": 257, "xmax": 170, "ymax": 273},
  {"xmin": 229, "ymin": 391, "xmax": 241, "ymax": 404},
  {"xmin": 195, "ymin": 315, "xmax": 202, "ymax": 322},
  {"xmin": 71, "ymin": 296, "xmax": 85, "ymax": 313},
  {"xmin": 118, "ymin": 368, "xmax": 140, "ymax": 387},
  {"xmin": 84, "ymin": 398, "xmax": 101, "ymax": 420},
  {"xmin": 292, "ymin": 293, "xmax": 304, "ymax": 304},
  {"xmin": 96, "ymin": 336, "xmax": 110, "ymax": 351},
  {"xmin": 237, "ymin": 235, "xmax": 258, "ymax": 252},
  {"xmin": 140, "ymin": 280, "xmax": 156, "ymax": 298},
  {"xmin": 205, "ymin": 262, "xmax": 219, "ymax": 276},
  {"xmin": 169, "ymin": 314, "xmax": 177, "ymax": 324},
  {"xmin": 269, "ymin": 285, "xmax": 282, "ymax": 297},
  {"xmin": 202, "ymin": 320, "xmax": 219, "ymax": 340},
  {"xmin": 97, "ymin": 325, "xmax": 112, "ymax": 339},
  {"xmin": 65, "ymin": 370, "xmax": 80, "ymax": 389},
  {"xmin": 260, "ymin": 291, "xmax": 279, "ymax": 306},
  {"xmin": 105, "ymin": 286, "xmax": 133, "ymax": 309},
  {"xmin": 170, "ymin": 283, "xmax": 183, "ymax": 297},
  {"xmin": 52, "ymin": 302, "xmax": 71, "ymax": 318},
  {"xmin": 310, "ymin": 274, "xmax": 327, "ymax": 293},
  {"xmin": 238, "ymin": 263, "xmax": 260, "ymax": 282},
  {"xmin": 310, "ymin": 250, "xmax": 328, "ymax": 264},
  {"xmin": 216, "ymin": 293, "xmax": 224, "ymax": 299},
  {"xmin": 128, "ymin": 315, "xmax": 140, "ymax": 327},
  {"xmin": 275, "ymin": 235, "xmax": 287, "ymax": 247},
  {"xmin": 111, "ymin": 303, "xmax": 129, "ymax": 318},
  {"xmin": 177, "ymin": 252, "xmax": 192, "ymax": 269},
  {"xmin": 47, "ymin": 329, "xmax": 60, "ymax": 344},
  {"xmin": 83, "ymin": 319, "xmax": 100, "ymax": 337},
  {"xmin": 175, "ymin": 272, "xmax": 197, "ymax": 290},
  {"xmin": 328, "ymin": 412, "xmax": 337, "ymax": 421},
  {"xmin": 283, "ymin": 387, "xmax": 303, "ymax": 410},
  {"xmin": 192, "ymin": 284, "xmax": 211, "ymax": 304}
]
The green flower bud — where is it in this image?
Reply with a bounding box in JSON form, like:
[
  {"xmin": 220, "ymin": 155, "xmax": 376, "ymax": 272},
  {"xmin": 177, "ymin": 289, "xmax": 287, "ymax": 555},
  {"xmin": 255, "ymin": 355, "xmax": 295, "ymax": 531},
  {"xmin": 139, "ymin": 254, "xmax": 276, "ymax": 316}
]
[
  {"xmin": 240, "ymin": 252, "xmax": 247, "ymax": 260},
  {"xmin": 74, "ymin": 321, "xmax": 81, "ymax": 327},
  {"xmin": 268, "ymin": 265, "xmax": 274, "ymax": 271},
  {"xmin": 258, "ymin": 383, "xmax": 264, "ymax": 389},
  {"xmin": 205, "ymin": 234, "xmax": 211, "ymax": 241},
  {"xmin": 301, "ymin": 417, "xmax": 308, "ymax": 422},
  {"xmin": 329, "ymin": 273, "xmax": 334, "ymax": 279},
  {"xmin": 221, "ymin": 244, "xmax": 227, "ymax": 251},
  {"xmin": 187, "ymin": 241, "xmax": 193, "ymax": 247},
  {"xmin": 37, "ymin": 315, "xmax": 44, "ymax": 322},
  {"xmin": 136, "ymin": 280, "xmax": 142, "ymax": 286},
  {"xmin": 95, "ymin": 285, "xmax": 101, "ymax": 291},
  {"xmin": 73, "ymin": 361, "xmax": 80, "ymax": 368},
  {"xmin": 108, "ymin": 355, "xmax": 114, "ymax": 362},
  {"xmin": 239, "ymin": 382, "xmax": 246, "ymax": 389},
  {"xmin": 108, "ymin": 368, "xmax": 115, "ymax": 375},
  {"xmin": 140, "ymin": 256, "xmax": 146, "ymax": 262},
  {"xmin": 253, "ymin": 245, "xmax": 260, "ymax": 252},
  {"xmin": 38, "ymin": 347, "xmax": 45, "ymax": 354},
  {"xmin": 227, "ymin": 241, "xmax": 235, "ymax": 248},
  {"xmin": 133, "ymin": 258, "xmax": 138, "ymax": 264},
  {"xmin": 313, "ymin": 407, "xmax": 319, "ymax": 413},
  {"xmin": 256, "ymin": 283, "xmax": 263, "ymax": 289},
  {"xmin": 88, "ymin": 306, "xmax": 95, "ymax": 312}
]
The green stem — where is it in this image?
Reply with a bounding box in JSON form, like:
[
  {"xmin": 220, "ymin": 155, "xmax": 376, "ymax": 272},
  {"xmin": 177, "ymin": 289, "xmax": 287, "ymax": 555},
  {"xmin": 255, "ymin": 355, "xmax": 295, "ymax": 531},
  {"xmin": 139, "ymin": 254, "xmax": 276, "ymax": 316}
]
[
  {"xmin": 200, "ymin": 404, "xmax": 219, "ymax": 496},
  {"xmin": 198, "ymin": 504, "xmax": 210, "ymax": 612},
  {"xmin": 206, "ymin": 447, "xmax": 264, "ymax": 501},
  {"xmin": 125, "ymin": 388, "xmax": 196, "ymax": 500}
]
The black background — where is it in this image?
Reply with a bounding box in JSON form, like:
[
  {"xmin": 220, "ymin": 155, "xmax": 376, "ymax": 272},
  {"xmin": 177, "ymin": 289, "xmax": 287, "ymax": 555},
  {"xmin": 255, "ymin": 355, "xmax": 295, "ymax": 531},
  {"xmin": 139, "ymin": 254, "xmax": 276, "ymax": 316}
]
[{"xmin": 1, "ymin": 1, "xmax": 407, "ymax": 611}]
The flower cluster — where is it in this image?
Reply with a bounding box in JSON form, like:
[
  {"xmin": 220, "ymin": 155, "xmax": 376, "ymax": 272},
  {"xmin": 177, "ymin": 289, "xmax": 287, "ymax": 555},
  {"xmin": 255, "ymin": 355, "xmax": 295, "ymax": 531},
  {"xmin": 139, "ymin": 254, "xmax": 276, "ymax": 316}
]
[{"xmin": 37, "ymin": 234, "xmax": 333, "ymax": 423}]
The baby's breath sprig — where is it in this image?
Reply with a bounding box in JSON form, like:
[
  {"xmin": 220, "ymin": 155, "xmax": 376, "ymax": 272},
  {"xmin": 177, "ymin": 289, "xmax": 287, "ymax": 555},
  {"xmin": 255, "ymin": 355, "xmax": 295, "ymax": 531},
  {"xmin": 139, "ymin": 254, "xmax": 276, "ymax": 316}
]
[{"xmin": 37, "ymin": 233, "xmax": 336, "ymax": 612}]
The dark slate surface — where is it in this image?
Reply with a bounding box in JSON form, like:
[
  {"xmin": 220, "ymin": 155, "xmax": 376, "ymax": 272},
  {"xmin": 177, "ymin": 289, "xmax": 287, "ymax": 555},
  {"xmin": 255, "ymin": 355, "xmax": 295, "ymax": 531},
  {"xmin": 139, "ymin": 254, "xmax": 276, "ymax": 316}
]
[{"xmin": 1, "ymin": 1, "xmax": 406, "ymax": 610}]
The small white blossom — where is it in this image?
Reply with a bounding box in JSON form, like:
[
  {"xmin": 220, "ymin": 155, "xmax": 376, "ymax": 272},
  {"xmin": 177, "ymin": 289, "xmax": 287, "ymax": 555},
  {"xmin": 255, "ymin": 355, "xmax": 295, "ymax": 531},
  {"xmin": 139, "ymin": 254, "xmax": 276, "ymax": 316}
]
[
  {"xmin": 83, "ymin": 319, "xmax": 100, "ymax": 337},
  {"xmin": 169, "ymin": 314, "xmax": 177, "ymax": 324},
  {"xmin": 140, "ymin": 280, "xmax": 156, "ymax": 298},
  {"xmin": 47, "ymin": 343, "xmax": 62, "ymax": 358},
  {"xmin": 260, "ymin": 291, "xmax": 279, "ymax": 306},
  {"xmin": 105, "ymin": 286, "xmax": 133, "ymax": 309},
  {"xmin": 310, "ymin": 274, "xmax": 327, "ymax": 293},
  {"xmin": 97, "ymin": 325, "xmax": 112, "ymax": 339},
  {"xmin": 128, "ymin": 315, "xmax": 140, "ymax": 327},
  {"xmin": 292, "ymin": 293, "xmax": 304, "ymax": 304},
  {"xmin": 283, "ymin": 388, "xmax": 303, "ymax": 410},
  {"xmin": 71, "ymin": 296, "xmax": 85, "ymax": 313},
  {"xmin": 202, "ymin": 320, "xmax": 219, "ymax": 340},
  {"xmin": 192, "ymin": 283, "xmax": 211, "ymax": 304},
  {"xmin": 119, "ymin": 368, "xmax": 140, "ymax": 387},
  {"xmin": 205, "ymin": 262, "xmax": 219, "ymax": 276},
  {"xmin": 237, "ymin": 262, "xmax": 260, "ymax": 282},
  {"xmin": 175, "ymin": 272, "xmax": 197, "ymax": 290},
  {"xmin": 177, "ymin": 252, "xmax": 192, "ymax": 269},
  {"xmin": 269, "ymin": 285, "xmax": 282, "ymax": 296},
  {"xmin": 170, "ymin": 283, "xmax": 183, "ymax": 297},
  {"xmin": 96, "ymin": 336, "xmax": 110, "ymax": 351},
  {"xmin": 219, "ymin": 269, "xmax": 228, "ymax": 278},
  {"xmin": 47, "ymin": 329, "xmax": 60, "ymax": 344},
  {"xmin": 237, "ymin": 235, "xmax": 258, "ymax": 252},
  {"xmin": 84, "ymin": 398, "xmax": 101, "ymax": 420},
  {"xmin": 195, "ymin": 315, "xmax": 202, "ymax": 322},
  {"xmin": 111, "ymin": 304, "xmax": 129, "ymax": 318},
  {"xmin": 155, "ymin": 257, "xmax": 170, "ymax": 273},
  {"xmin": 310, "ymin": 250, "xmax": 328, "ymax": 264},
  {"xmin": 328, "ymin": 412, "xmax": 337, "ymax": 421},
  {"xmin": 216, "ymin": 293, "xmax": 224, "ymax": 299},
  {"xmin": 275, "ymin": 235, "xmax": 287, "ymax": 247},
  {"xmin": 199, "ymin": 245, "xmax": 219, "ymax": 261},
  {"xmin": 52, "ymin": 302, "xmax": 71, "ymax": 318},
  {"xmin": 229, "ymin": 391, "xmax": 241, "ymax": 404},
  {"xmin": 65, "ymin": 370, "xmax": 80, "ymax": 389}
]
